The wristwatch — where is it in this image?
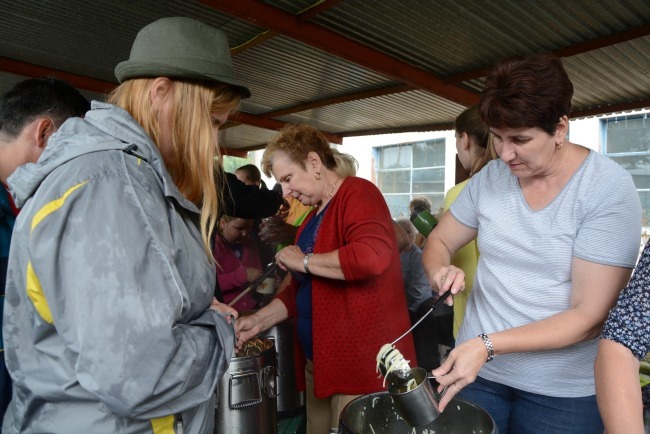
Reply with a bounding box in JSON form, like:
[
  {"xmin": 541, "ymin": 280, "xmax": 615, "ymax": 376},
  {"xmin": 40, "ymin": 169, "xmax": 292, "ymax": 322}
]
[{"xmin": 478, "ymin": 333, "xmax": 494, "ymax": 362}]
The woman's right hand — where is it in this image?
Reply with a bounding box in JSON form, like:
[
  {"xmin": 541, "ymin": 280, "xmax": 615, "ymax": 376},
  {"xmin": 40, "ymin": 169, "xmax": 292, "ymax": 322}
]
[
  {"xmin": 427, "ymin": 265, "xmax": 466, "ymax": 306},
  {"xmin": 234, "ymin": 314, "xmax": 262, "ymax": 354}
]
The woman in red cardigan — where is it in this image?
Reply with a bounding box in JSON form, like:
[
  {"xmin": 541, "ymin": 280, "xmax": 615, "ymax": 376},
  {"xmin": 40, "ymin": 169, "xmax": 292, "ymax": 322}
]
[{"xmin": 235, "ymin": 124, "xmax": 416, "ymax": 434}]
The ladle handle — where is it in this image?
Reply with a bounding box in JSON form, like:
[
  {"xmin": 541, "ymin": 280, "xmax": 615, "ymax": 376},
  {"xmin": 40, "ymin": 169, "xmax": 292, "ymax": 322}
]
[
  {"xmin": 390, "ymin": 289, "xmax": 452, "ymax": 346},
  {"xmin": 227, "ymin": 262, "xmax": 278, "ymax": 307}
]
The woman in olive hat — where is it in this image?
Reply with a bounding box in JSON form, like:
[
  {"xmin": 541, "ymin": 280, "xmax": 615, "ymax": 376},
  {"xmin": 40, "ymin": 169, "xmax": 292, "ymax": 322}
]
[{"xmin": 3, "ymin": 17, "xmax": 248, "ymax": 434}]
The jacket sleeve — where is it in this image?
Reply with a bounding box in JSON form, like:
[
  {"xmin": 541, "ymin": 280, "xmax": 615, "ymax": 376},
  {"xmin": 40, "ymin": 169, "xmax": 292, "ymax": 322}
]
[
  {"xmin": 28, "ymin": 170, "xmax": 233, "ymax": 419},
  {"xmin": 337, "ymin": 181, "xmax": 396, "ymax": 281},
  {"xmin": 217, "ymin": 266, "xmax": 248, "ymax": 291}
]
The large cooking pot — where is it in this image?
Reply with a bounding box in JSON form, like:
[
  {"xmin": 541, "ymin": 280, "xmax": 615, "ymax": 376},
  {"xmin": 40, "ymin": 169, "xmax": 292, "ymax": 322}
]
[
  {"xmin": 260, "ymin": 317, "xmax": 305, "ymax": 416},
  {"xmin": 214, "ymin": 338, "xmax": 278, "ymax": 434},
  {"xmin": 339, "ymin": 391, "xmax": 497, "ymax": 434}
]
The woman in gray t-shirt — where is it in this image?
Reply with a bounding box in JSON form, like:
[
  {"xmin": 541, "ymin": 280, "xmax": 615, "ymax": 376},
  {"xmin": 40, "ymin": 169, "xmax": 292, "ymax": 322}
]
[{"xmin": 422, "ymin": 53, "xmax": 642, "ymax": 434}]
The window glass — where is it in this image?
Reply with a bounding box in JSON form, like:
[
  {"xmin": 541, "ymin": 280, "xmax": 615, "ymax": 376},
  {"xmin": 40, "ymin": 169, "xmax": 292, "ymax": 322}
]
[
  {"xmin": 377, "ymin": 145, "xmax": 412, "ymax": 169},
  {"xmin": 412, "ymin": 168, "xmax": 444, "ymax": 193},
  {"xmin": 383, "ymin": 194, "xmax": 412, "ymax": 218},
  {"xmin": 604, "ymin": 116, "xmax": 650, "ymax": 154},
  {"xmin": 374, "ymin": 139, "xmax": 446, "ymax": 218},
  {"xmin": 377, "ymin": 170, "xmax": 411, "ymax": 193},
  {"xmin": 413, "ymin": 139, "xmax": 445, "ymax": 168},
  {"xmin": 603, "ymin": 114, "xmax": 650, "ymax": 242}
]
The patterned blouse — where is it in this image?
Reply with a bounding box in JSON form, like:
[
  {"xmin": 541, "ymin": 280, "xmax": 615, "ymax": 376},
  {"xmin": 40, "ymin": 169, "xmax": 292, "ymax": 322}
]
[{"xmin": 601, "ymin": 241, "xmax": 650, "ymax": 406}]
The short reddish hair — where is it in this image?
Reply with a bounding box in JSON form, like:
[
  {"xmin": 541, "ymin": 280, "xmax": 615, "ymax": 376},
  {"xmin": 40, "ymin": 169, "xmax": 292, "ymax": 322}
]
[{"xmin": 479, "ymin": 53, "xmax": 573, "ymax": 135}]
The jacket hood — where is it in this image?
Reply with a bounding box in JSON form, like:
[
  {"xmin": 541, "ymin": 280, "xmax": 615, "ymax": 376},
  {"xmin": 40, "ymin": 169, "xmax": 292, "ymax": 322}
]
[{"xmin": 7, "ymin": 102, "xmax": 195, "ymax": 212}]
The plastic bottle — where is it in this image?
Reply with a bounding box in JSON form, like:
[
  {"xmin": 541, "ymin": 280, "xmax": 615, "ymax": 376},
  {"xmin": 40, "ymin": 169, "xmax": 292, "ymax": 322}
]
[{"xmin": 409, "ymin": 206, "xmax": 438, "ymax": 237}]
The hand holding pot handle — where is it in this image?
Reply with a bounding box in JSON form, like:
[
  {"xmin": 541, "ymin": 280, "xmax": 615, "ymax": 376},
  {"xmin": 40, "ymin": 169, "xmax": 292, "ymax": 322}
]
[{"xmin": 431, "ymin": 336, "xmax": 488, "ymax": 412}]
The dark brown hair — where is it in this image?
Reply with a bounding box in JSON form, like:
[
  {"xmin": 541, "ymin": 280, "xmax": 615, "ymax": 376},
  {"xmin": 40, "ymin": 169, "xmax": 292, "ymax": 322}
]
[{"xmin": 479, "ymin": 53, "xmax": 573, "ymax": 135}]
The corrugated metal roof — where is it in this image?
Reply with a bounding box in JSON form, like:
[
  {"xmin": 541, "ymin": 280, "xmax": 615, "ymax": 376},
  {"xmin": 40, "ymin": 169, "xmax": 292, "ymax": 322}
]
[
  {"xmin": 277, "ymin": 89, "xmax": 465, "ymax": 133},
  {"xmin": 234, "ymin": 35, "xmax": 397, "ymax": 115},
  {"xmin": 0, "ymin": 0, "xmax": 648, "ymax": 149}
]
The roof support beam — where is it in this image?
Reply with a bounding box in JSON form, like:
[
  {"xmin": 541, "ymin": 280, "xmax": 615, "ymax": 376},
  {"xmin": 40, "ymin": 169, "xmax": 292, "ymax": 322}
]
[
  {"xmin": 340, "ymin": 122, "xmax": 455, "ymax": 138},
  {"xmin": 233, "ymin": 112, "xmax": 342, "ymax": 144},
  {"xmin": 231, "ymin": 0, "xmax": 341, "ymax": 55},
  {"xmin": 572, "ymin": 98, "xmax": 650, "ymax": 119},
  {"xmin": 0, "ymin": 56, "xmax": 116, "ymax": 94},
  {"xmin": 201, "ymin": 0, "xmax": 480, "ymax": 107},
  {"xmin": 261, "ymin": 84, "xmax": 413, "ymax": 119}
]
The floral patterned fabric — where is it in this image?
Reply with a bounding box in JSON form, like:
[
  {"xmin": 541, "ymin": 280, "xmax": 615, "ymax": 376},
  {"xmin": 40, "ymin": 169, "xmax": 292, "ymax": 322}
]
[{"xmin": 601, "ymin": 241, "xmax": 650, "ymax": 406}]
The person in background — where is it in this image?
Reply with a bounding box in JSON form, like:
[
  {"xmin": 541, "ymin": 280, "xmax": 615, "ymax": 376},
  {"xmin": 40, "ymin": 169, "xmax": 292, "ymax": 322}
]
[
  {"xmin": 211, "ymin": 165, "xmax": 287, "ymax": 304},
  {"xmin": 236, "ymin": 124, "xmax": 415, "ymax": 434},
  {"xmin": 2, "ymin": 17, "xmax": 244, "ymax": 434},
  {"xmin": 595, "ymin": 241, "xmax": 650, "ymax": 434},
  {"xmin": 235, "ymin": 163, "xmax": 264, "ymax": 188},
  {"xmin": 395, "ymin": 217, "xmax": 451, "ymax": 370},
  {"xmin": 217, "ymin": 165, "xmax": 284, "ymax": 219},
  {"xmin": 409, "ymin": 195, "xmax": 433, "ymax": 249},
  {"xmin": 231, "ymin": 163, "xmax": 276, "ymax": 268},
  {"xmin": 214, "ymin": 215, "xmax": 262, "ymax": 312},
  {"xmin": 423, "ymin": 53, "xmax": 642, "ymax": 434},
  {"xmin": 0, "ymin": 186, "xmax": 17, "ymax": 420},
  {"xmin": 0, "ymin": 76, "xmax": 91, "ymax": 423},
  {"xmin": 395, "ymin": 218, "xmax": 431, "ymax": 318},
  {"xmin": 444, "ymin": 105, "xmax": 496, "ymax": 340}
]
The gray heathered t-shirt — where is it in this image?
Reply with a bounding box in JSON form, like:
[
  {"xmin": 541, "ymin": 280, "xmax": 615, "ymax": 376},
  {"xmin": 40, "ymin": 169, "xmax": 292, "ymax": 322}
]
[{"xmin": 452, "ymin": 150, "xmax": 642, "ymax": 397}]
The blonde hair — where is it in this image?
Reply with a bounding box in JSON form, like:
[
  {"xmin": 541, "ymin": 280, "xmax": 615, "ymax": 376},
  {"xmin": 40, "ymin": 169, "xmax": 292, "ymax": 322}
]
[
  {"xmin": 107, "ymin": 78, "xmax": 241, "ymax": 258},
  {"xmin": 332, "ymin": 149, "xmax": 358, "ymax": 177}
]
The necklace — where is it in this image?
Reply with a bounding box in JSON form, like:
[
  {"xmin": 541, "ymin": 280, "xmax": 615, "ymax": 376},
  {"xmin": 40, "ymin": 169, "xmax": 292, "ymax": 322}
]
[{"xmin": 328, "ymin": 177, "xmax": 341, "ymax": 198}]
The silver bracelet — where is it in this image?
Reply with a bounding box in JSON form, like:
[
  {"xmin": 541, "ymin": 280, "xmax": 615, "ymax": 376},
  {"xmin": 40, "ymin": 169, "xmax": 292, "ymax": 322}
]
[
  {"xmin": 478, "ymin": 333, "xmax": 494, "ymax": 362},
  {"xmin": 303, "ymin": 253, "xmax": 314, "ymax": 274}
]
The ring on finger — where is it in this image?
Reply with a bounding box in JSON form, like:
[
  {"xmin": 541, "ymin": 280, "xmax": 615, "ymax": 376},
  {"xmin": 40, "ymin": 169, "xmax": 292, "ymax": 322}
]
[{"xmin": 453, "ymin": 383, "xmax": 461, "ymax": 391}]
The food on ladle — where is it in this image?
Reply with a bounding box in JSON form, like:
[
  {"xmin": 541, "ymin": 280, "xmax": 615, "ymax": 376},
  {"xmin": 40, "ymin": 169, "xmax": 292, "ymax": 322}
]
[{"xmin": 376, "ymin": 343, "xmax": 416, "ymax": 390}]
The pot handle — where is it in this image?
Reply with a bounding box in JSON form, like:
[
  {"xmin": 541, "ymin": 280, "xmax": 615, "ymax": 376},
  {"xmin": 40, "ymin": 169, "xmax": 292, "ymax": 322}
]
[
  {"xmin": 229, "ymin": 370, "xmax": 262, "ymax": 409},
  {"xmin": 262, "ymin": 365, "xmax": 278, "ymax": 398}
]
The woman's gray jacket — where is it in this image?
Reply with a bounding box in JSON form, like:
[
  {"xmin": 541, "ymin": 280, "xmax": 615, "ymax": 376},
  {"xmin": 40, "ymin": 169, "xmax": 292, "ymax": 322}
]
[{"xmin": 2, "ymin": 102, "xmax": 234, "ymax": 433}]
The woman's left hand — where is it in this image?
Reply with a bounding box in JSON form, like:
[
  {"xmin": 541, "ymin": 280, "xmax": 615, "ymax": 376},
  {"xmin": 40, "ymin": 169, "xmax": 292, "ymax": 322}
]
[
  {"xmin": 275, "ymin": 245, "xmax": 305, "ymax": 272},
  {"xmin": 430, "ymin": 336, "xmax": 488, "ymax": 412},
  {"xmin": 210, "ymin": 297, "xmax": 238, "ymax": 323}
]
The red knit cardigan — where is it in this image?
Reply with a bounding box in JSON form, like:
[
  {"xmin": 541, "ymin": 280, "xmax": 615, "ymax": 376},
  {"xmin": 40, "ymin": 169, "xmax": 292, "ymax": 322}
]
[{"xmin": 276, "ymin": 176, "xmax": 416, "ymax": 398}]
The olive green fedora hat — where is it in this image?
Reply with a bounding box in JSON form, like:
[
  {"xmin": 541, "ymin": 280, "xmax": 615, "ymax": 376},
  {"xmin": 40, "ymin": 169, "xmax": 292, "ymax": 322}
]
[{"xmin": 115, "ymin": 17, "xmax": 250, "ymax": 98}]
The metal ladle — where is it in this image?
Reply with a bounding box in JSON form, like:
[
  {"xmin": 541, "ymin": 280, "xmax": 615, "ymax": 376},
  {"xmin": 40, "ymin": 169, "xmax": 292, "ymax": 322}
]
[
  {"xmin": 391, "ymin": 288, "xmax": 452, "ymax": 346},
  {"xmin": 227, "ymin": 262, "xmax": 278, "ymax": 307},
  {"xmin": 377, "ymin": 288, "xmax": 453, "ymax": 391},
  {"xmin": 380, "ymin": 289, "xmax": 453, "ymax": 427}
]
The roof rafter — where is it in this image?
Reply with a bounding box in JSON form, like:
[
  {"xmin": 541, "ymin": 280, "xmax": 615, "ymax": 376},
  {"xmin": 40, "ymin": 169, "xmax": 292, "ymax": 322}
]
[
  {"xmin": 0, "ymin": 56, "xmax": 115, "ymax": 94},
  {"xmin": 232, "ymin": 112, "xmax": 342, "ymax": 144},
  {"xmin": 262, "ymin": 84, "xmax": 413, "ymax": 119},
  {"xmin": 201, "ymin": 0, "xmax": 480, "ymax": 107},
  {"xmin": 230, "ymin": 0, "xmax": 342, "ymax": 55}
]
